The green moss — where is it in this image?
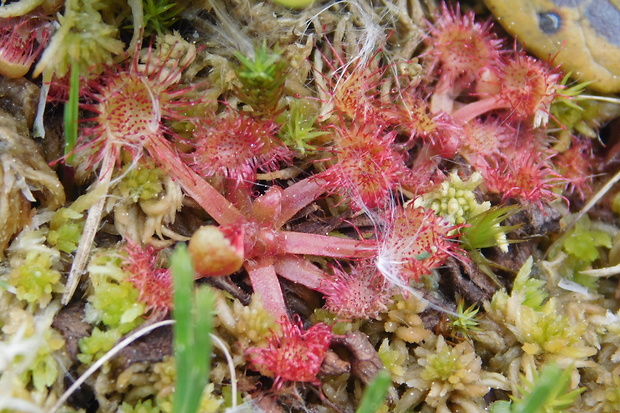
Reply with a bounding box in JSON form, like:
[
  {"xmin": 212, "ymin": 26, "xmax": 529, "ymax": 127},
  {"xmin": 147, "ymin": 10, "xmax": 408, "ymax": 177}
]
[
  {"xmin": 448, "ymin": 299, "xmax": 480, "ymax": 339},
  {"xmin": 24, "ymin": 328, "xmax": 65, "ymax": 391},
  {"xmin": 312, "ymin": 308, "xmax": 360, "ymax": 335},
  {"xmin": 511, "ymin": 256, "xmax": 548, "ymax": 311},
  {"xmin": 9, "ymin": 251, "xmax": 62, "ymax": 308},
  {"xmin": 562, "ymin": 216, "xmax": 611, "ymax": 263},
  {"xmin": 550, "ymin": 75, "xmax": 620, "ymax": 147},
  {"xmin": 47, "ymin": 207, "xmax": 84, "ymax": 253},
  {"xmin": 142, "ymin": 0, "xmax": 181, "ymax": 36},
  {"xmin": 115, "ymin": 161, "xmax": 165, "ymax": 203},
  {"xmin": 378, "ymin": 338, "xmax": 409, "ymax": 378},
  {"xmin": 489, "ymin": 258, "xmax": 596, "ymax": 359},
  {"xmin": 77, "ymin": 327, "xmax": 123, "ymax": 364},
  {"xmin": 490, "ymin": 363, "xmax": 583, "ymax": 413},
  {"xmin": 120, "ymin": 399, "xmax": 160, "ymax": 413},
  {"xmin": 85, "ymin": 254, "xmax": 145, "ymax": 333},
  {"xmin": 554, "ymin": 215, "xmax": 612, "ymax": 288}
]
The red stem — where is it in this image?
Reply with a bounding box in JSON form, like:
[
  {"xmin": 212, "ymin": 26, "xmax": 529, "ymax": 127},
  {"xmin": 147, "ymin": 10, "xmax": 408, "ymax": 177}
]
[
  {"xmin": 451, "ymin": 96, "xmax": 504, "ymax": 123},
  {"xmin": 277, "ymin": 176, "xmax": 328, "ymax": 228},
  {"xmin": 245, "ymin": 256, "xmax": 288, "ymax": 320},
  {"xmin": 148, "ymin": 138, "xmax": 246, "ymax": 226},
  {"xmin": 273, "ymin": 255, "xmax": 329, "ymax": 292},
  {"xmin": 279, "ymin": 231, "xmax": 376, "ymax": 259}
]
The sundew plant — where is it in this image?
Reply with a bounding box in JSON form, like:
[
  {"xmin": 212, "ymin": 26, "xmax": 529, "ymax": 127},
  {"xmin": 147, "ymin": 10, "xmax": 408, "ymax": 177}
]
[{"xmin": 2, "ymin": 0, "xmax": 620, "ymax": 412}]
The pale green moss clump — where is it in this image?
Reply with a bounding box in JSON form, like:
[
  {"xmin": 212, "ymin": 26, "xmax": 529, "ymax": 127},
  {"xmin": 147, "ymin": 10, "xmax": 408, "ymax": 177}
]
[
  {"xmin": 47, "ymin": 207, "xmax": 84, "ymax": 254},
  {"xmin": 414, "ymin": 171, "xmax": 490, "ymax": 225},
  {"xmin": 216, "ymin": 293, "xmax": 278, "ymax": 349},
  {"xmin": 486, "ymin": 257, "xmax": 597, "ymax": 360},
  {"xmin": 393, "ymin": 334, "xmax": 509, "ymax": 412},
  {"xmin": 414, "ymin": 171, "xmax": 512, "ymax": 252},
  {"xmin": 6, "ymin": 228, "xmax": 64, "ymax": 309},
  {"xmin": 78, "ymin": 251, "xmax": 146, "ymax": 364},
  {"xmin": 117, "ymin": 357, "xmax": 224, "ymax": 413}
]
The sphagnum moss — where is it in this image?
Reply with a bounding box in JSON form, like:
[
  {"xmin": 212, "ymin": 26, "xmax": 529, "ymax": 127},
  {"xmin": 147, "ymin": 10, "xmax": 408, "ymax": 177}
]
[{"xmin": 4, "ymin": 0, "xmax": 620, "ymax": 412}]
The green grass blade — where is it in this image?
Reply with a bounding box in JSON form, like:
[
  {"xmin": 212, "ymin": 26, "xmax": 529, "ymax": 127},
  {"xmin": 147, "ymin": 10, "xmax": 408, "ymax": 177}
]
[
  {"xmin": 171, "ymin": 243, "xmax": 214, "ymax": 413},
  {"xmin": 64, "ymin": 65, "xmax": 80, "ymax": 163},
  {"xmin": 355, "ymin": 370, "xmax": 391, "ymax": 413}
]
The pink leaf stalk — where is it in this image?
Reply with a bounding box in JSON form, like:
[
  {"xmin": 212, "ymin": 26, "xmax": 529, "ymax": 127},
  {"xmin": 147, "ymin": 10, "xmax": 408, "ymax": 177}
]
[{"xmin": 452, "ymin": 51, "xmax": 560, "ymax": 127}]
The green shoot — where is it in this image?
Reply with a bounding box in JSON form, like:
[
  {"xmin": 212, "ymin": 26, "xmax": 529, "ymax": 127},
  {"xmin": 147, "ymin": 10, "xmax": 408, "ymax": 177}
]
[
  {"xmin": 171, "ymin": 243, "xmax": 214, "ymax": 413},
  {"xmin": 142, "ymin": 0, "xmax": 181, "ymax": 36},
  {"xmin": 552, "ymin": 73, "xmax": 593, "ymax": 111},
  {"xmin": 234, "ymin": 41, "xmax": 288, "ymax": 115},
  {"xmin": 449, "ymin": 299, "xmax": 480, "ymax": 339},
  {"xmin": 278, "ymin": 99, "xmax": 326, "ymax": 154},
  {"xmin": 460, "ymin": 205, "xmax": 522, "ymax": 251},
  {"xmin": 64, "ymin": 64, "xmax": 80, "ymax": 163},
  {"xmin": 355, "ymin": 369, "xmax": 391, "ymax": 413},
  {"xmin": 490, "ymin": 363, "xmax": 584, "ymax": 413}
]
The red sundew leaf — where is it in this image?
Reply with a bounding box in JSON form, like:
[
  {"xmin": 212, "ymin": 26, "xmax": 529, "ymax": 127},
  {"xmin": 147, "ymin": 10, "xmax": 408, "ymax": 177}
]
[
  {"xmin": 377, "ymin": 204, "xmax": 461, "ymax": 283},
  {"xmin": 0, "ymin": 17, "xmax": 51, "ymax": 78},
  {"xmin": 246, "ymin": 316, "xmax": 332, "ymax": 391},
  {"xmin": 424, "ymin": 1, "xmax": 503, "ymax": 91},
  {"xmin": 481, "ymin": 148, "xmax": 566, "ymax": 205},
  {"xmin": 122, "ymin": 241, "xmax": 172, "ymax": 313},
  {"xmin": 554, "ymin": 137, "xmax": 594, "ymax": 200},
  {"xmin": 322, "ymin": 263, "xmax": 392, "ymax": 321},
  {"xmin": 497, "ymin": 51, "xmax": 560, "ymax": 127},
  {"xmin": 187, "ymin": 110, "xmax": 291, "ymax": 184},
  {"xmin": 324, "ymin": 123, "xmax": 411, "ymax": 210}
]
